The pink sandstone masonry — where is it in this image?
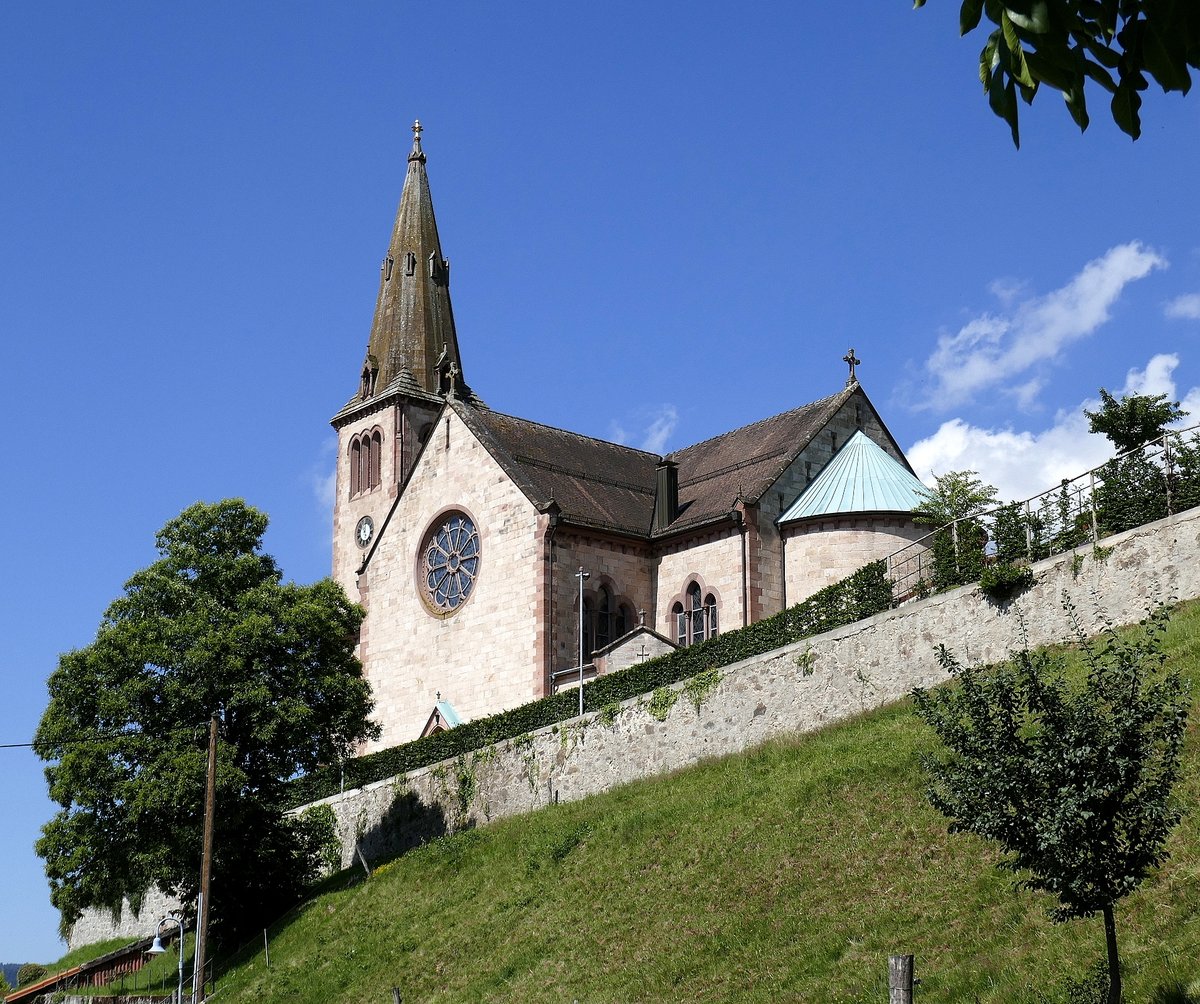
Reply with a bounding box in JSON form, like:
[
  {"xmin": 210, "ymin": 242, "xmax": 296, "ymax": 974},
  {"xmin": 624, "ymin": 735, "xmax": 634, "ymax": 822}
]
[{"xmin": 299, "ymin": 505, "xmax": 1200, "ymax": 872}]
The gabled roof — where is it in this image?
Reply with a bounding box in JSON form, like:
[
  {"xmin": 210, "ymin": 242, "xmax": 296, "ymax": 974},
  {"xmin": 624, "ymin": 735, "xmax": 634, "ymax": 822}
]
[
  {"xmin": 665, "ymin": 386, "xmax": 857, "ymax": 533},
  {"xmin": 591, "ymin": 623, "xmax": 678, "ymax": 659},
  {"xmin": 455, "ymin": 384, "xmax": 874, "ymax": 540},
  {"xmin": 420, "ymin": 697, "xmax": 463, "ymax": 737},
  {"xmin": 779, "ymin": 429, "xmax": 929, "ymax": 523},
  {"xmin": 459, "ymin": 404, "xmax": 660, "ymax": 536}
]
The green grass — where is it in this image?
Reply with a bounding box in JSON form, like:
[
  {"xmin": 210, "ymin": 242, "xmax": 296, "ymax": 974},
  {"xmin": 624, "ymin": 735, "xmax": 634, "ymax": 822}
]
[
  {"xmin": 42, "ymin": 938, "xmax": 132, "ymax": 972},
  {"xmin": 153, "ymin": 604, "xmax": 1200, "ymax": 1000}
]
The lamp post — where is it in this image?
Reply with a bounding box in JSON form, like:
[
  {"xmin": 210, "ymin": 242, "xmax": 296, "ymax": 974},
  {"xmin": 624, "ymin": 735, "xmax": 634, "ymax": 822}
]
[
  {"xmin": 576, "ymin": 566, "xmax": 590, "ymax": 717},
  {"xmin": 147, "ymin": 914, "xmax": 186, "ymax": 1004}
]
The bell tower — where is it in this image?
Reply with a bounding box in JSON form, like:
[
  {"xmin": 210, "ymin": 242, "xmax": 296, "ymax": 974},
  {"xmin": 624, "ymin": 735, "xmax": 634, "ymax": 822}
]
[{"xmin": 330, "ymin": 122, "xmax": 473, "ymax": 589}]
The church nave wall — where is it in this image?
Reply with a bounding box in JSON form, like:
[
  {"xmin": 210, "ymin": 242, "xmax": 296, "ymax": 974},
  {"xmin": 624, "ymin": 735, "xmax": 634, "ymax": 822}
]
[
  {"xmin": 357, "ymin": 409, "xmax": 543, "ymax": 748},
  {"xmin": 549, "ymin": 533, "xmax": 655, "ymax": 674},
  {"xmin": 654, "ymin": 530, "xmax": 744, "ymax": 638}
]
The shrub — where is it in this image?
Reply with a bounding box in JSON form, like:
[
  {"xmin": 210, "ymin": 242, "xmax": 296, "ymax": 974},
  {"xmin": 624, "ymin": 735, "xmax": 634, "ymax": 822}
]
[
  {"xmin": 17, "ymin": 963, "xmax": 48, "ymax": 987},
  {"xmin": 978, "ymin": 561, "xmax": 1034, "ymax": 603}
]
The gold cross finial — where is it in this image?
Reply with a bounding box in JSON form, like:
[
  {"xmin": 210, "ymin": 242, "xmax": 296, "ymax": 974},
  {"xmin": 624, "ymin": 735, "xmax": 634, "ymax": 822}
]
[{"xmin": 412, "ymin": 119, "xmax": 423, "ymax": 140}]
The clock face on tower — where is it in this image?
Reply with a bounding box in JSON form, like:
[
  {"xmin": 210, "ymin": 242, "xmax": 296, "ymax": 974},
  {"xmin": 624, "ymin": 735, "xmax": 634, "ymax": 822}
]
[{"xmin": 355, "ymin": 515, "xmax": 375, "ymax": 549}]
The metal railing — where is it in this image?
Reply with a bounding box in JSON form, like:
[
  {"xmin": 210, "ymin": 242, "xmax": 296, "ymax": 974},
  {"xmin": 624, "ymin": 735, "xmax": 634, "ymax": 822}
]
[{"xmin": 885, "ymin": 422, "xmax": 1200, "ymax": 602}]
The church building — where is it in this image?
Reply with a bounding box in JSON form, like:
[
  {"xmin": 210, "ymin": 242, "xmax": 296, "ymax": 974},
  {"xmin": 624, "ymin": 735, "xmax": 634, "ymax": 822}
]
[{"xmin": 331, "ymin": 124, "xmax": 929, "ymax": 751}]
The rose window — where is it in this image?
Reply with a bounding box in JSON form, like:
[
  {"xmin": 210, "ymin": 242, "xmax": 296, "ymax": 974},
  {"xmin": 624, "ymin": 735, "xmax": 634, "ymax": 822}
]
[{"xmin": 421, "ymin": 513, "xmax": 480, "ymax": 612}]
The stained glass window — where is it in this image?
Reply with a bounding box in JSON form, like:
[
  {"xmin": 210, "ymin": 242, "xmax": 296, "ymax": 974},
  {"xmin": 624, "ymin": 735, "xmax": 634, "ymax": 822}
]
[{"xmin": 422, "ymin": 513, "xmax": 480, "ymax": 612}]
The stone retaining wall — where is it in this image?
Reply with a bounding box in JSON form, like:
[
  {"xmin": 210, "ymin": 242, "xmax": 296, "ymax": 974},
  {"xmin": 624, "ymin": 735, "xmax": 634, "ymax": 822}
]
[{"xmin": 305, "ymin": 505, "xmax": 1200, "ymax": 871}]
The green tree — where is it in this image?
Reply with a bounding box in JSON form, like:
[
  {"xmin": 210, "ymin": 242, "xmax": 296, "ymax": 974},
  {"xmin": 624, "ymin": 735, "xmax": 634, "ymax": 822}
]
[
  {"xmin": 914, "ymin": 0, "xmax": 1200, "ymax": 144},
  {"xmin": 913, "ymin": 470, "xmax": 1000, "ymax": 588},
  {"xmin": 34, "ymin": 500, "xmax": 378, "ymax": 947},
  {"xmin": 912, "ymin": 602, "xmax": 1189, "ymax": 1003},
  {"xmin": 1085, "ymin": 388, "xmax": 1186, "ymax": 454}
]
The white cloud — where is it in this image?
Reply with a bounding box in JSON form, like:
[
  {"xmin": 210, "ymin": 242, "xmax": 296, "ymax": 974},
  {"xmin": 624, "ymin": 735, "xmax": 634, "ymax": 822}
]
[
  {"xmin": 907, "ymin": 353, "xmax": 1197, "ymax": 503},
  {"xmin": 311, "ymin": 436, "xmax": 338, "ymax": 513},
  {"xmin": 639, "ymin": 405, "xmax": 679, "ymax": 454},
  {"xmin": 920, "ymin": 242, "xmax": 1167, "ymax": 409},
  {"xmin": 1165, "ymin": 293, "xmax": 1200, "ymax": 320}
]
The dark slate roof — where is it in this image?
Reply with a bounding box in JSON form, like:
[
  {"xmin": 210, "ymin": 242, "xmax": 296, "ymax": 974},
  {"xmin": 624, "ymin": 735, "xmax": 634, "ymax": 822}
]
[
  {"xmin": 459, "ymin": 404, "xmax": 661, "ymax": 536},
  {"xmin": 665, "ymin": 386, "xmax": 856, "ymax": 533},
  {"xmin": 457, "ymin": 384, "xmax": 859, "ymax": 540}
]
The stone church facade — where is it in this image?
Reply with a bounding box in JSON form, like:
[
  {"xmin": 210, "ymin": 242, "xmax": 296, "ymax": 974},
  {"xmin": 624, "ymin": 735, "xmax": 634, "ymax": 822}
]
[{"xmin": 331, "ymin": 124, "xmax": 929, "ymax": 750}]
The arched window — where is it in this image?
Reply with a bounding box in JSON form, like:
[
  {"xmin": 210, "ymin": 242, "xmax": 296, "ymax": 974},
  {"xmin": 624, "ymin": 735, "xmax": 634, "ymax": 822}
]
[
  {"xmin": 616, "ymin": 603, "xmax": 632, "ymax": 639},
  {"xmin": 582, "ymin": 597, "xmax": 595, "ymax": 662},
  {"xmin": 369, "ymin": 430, "xmax": 382, "ymax": 488},
  {"xmin": 674, "ymin": 582, "xmax": 720, "ymax": 647},
  {"xmin": 595, "ymin": 587, "xmax": 613, "ymax": 651},
  {"xmin": 348, "ymin": 428, "xmax": 384, "ymax": 497},
  {"xmin": 688, "ymin": 582, "xmax": 704, "ymax": 644}
]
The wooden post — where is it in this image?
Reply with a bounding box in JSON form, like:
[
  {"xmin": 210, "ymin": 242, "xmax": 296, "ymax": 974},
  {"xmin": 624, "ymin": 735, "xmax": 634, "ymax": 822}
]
[
  {"xmin": 889, "ymin": 954, "xmax": 914, "ymax": 1004},
  {"xmin": 391, "ymin": 988, "xmax": 402, "ymax": 1004},
  {"xmin": 195, "ymin": 714, "xmax": 218, "ymax": 1002}
]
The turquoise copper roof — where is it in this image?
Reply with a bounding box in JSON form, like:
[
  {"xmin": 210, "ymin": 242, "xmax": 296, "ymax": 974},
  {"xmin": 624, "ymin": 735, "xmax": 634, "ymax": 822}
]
[
  {"xmin": 779, "ymin": 431, "xmax": 930, "ymax": 523},
  {"xmin": 435, "ymin": 699, "xmax": 462, "ymax": 728}
]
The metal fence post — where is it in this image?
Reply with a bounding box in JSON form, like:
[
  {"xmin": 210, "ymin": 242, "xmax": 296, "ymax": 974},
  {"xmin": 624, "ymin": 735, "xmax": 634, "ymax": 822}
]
[
  {"xmin": 1088, "ymin": 471, "xmax": 1099, "ymax": 543},
  {"xmin": 889, "ymin": 954, "xmax": 914, "ymax": 1003},
  {"xmin": 1164, "ymin": 435, "xmax": 1174, "ymax": 515}
]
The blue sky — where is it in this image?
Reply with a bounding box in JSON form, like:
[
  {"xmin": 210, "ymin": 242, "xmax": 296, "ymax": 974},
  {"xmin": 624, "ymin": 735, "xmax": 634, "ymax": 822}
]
[{"xmin": 3, "ymin": 2, "xmax": 1198, "ymax": 963}]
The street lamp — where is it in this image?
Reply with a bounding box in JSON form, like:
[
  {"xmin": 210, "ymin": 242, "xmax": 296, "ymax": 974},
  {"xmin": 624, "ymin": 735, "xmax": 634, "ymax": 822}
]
[
  {"xmin": 576, "ymin": 566, "xmax": 590, "ymax": 717},
  {"xmin": 147, "ymin": 914, "xmax": 186, "ymax": 1004}
]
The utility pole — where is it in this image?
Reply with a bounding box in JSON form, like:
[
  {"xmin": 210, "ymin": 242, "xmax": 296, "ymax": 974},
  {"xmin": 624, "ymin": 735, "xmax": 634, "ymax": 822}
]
[{"xmin": 194, "ymin": 715, "xmax": 218, "ymax": 1002}]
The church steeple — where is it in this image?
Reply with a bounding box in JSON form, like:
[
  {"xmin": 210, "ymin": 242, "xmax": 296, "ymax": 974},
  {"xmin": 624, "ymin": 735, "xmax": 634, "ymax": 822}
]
[{"xmin": 362, "ymin": 121, "xmax": 467, "ymax": 399}]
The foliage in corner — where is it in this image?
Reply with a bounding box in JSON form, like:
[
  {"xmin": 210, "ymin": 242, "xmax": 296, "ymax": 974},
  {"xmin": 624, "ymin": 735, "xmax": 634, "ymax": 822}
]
[
  {"xmin": 914, "ymin": 0, "xmax": 1200, "ymax": 145},
  {"xmin": 912, "ymin": 599, "xmax": 1189, "ymax": 1004},
  {"xmin": 33, "ymin": 500, "xmax": 378, "ymax": 947},
  {"xmin": 285, "ymin": 560, "xmax": 895, "ymax": 807}
]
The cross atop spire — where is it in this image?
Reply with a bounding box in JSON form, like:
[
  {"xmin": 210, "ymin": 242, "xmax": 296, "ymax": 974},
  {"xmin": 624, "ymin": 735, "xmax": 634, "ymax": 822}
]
[
  {"xmin": 843, "ymin": 348, "xmax": 861, "ymax": 386},
  {"xmin": 409, "ymin": 119, "xmax": 425, "ymax": 163}
]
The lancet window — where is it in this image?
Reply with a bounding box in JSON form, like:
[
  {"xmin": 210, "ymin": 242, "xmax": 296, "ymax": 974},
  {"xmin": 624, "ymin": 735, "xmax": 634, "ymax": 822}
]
[
  {"xmin": 673, "ymin": 580, "xmax": 718, "ymax": 647},
  {"xmin": 348, "ymin": 428, "xmax": 384, "ymax": 496}
]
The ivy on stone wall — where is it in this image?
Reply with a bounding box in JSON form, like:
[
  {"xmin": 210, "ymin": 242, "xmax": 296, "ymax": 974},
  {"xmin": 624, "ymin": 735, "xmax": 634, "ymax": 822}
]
[{"xmin": 284, "ymin": 560, "xmax": 895, "ymax": 809}]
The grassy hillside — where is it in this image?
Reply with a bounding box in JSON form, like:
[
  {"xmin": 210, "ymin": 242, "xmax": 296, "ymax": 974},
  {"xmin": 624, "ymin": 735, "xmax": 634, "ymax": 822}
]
[{"xmin": 209, "ymin": 603, "xmax": 1200, "ymax": 1002}]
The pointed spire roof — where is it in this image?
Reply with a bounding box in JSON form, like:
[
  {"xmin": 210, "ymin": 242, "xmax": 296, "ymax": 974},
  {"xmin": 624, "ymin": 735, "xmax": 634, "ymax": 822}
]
[
  {"xmin": 779, "ymin": 430, "xmax": 930, "ymax": 523},
  {"xmin": 361, "ymin": 121, "xmax": 468, "ymax": 399}
]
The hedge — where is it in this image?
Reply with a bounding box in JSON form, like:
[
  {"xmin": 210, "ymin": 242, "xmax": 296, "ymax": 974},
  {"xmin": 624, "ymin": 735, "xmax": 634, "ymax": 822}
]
[{"xmin": 284, "ymin": 560, "xmax": 893, "ymax": 808}]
